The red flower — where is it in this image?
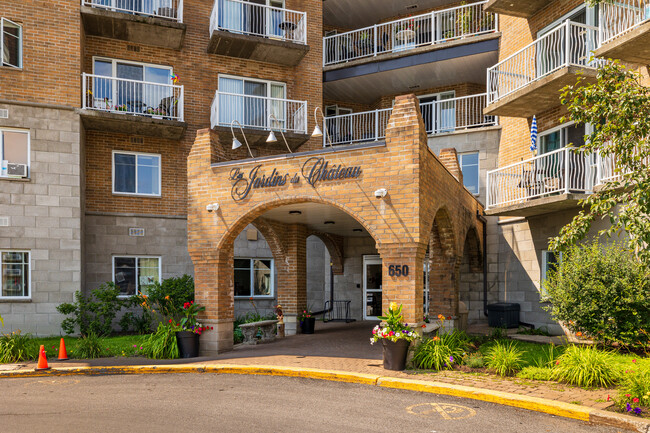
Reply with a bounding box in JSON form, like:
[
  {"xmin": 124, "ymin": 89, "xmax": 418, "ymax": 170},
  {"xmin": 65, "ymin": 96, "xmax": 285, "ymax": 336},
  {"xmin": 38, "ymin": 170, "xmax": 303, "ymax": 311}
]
[
  {"xmin": 168, "ymin": 319, "xmax": 172, "ymax": 323},
  {"xmin": 626, "ymin": 394, "xmax": 631, "ymax": 398},
  {"xmin": 210, "ymin": 326, "xmax": 214, "ymax": 330},
  {"xmin": 633, "ymin": 398, "xmax": 639, "ymax": 403},
  {"xmin": 607, "ymin": 395, "xmax": 610, "ymax": 402}
]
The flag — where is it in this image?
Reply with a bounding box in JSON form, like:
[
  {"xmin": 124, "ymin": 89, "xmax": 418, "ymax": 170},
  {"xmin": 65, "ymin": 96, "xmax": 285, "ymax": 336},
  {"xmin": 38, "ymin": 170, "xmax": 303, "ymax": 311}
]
[{"xmin": 530, "ymin": 115, "xmax": 538, "ymax": 152}]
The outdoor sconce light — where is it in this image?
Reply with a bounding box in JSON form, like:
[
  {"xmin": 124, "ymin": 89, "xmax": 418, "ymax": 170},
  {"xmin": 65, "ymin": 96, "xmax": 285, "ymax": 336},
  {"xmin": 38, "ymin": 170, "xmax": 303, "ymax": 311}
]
[
  {"xmin": 231, "ymin": 119, "xmax": 254, "ymax": 158},
  {"xmin": 206, "ymin": 203, "xmax": 219, "ymax": 212},
  {"xmin": 311, "ymin": 107, "xmax": 333, "ymax": 147},
  {"xmin": 374, "ymin": 188, "xmax": 388, "ymax": 198},
  {"xmin": 266, "ymin": 114, "xmax": 292, "ymax": 153}
]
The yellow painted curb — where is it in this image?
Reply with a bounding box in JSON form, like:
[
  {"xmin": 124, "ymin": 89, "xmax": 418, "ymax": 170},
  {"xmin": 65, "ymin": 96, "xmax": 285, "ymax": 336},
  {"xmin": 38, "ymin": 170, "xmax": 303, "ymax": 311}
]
[{"xmin": 376, "ymin": 376, "xmax": 592, "ymax": 422}]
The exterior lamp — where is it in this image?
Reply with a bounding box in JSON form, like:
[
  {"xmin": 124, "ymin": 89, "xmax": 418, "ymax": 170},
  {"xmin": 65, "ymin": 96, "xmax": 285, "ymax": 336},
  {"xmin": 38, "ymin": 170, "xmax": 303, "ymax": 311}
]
[
  {"xmin": 266, "ymin": 114, "xmax": 292, "ymax": 153},
  {"xmin": 231, "ymin": 119, "xmax": 253, "ymax": 158},
  {"xmin": 311, "ymin": 106, "xmax": 332, "ymax": 147}
]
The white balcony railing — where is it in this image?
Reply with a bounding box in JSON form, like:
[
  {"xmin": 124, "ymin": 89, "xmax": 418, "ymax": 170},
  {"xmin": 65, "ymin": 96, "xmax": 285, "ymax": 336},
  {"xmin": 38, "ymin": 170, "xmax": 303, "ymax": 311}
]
[
  {"xmin": 486, "ymin": 147, "xmax": 596, "ymax": 210},
  {"xmin": 323, "ymin": 1, "xmax": 496, "ymax": 66},
  {"xmin": 324, "ymin": 94, "xmax": 497, "ymax": 146},
  {"xmin": 82, "ymin": 0, "xmax": 183, "ymax": 22},
  {"xmin": 211, "ymin": 91, "xmax": 308, "ymax": 134},
  {"xmin": 487, "ymin": 21, "xmax": 603, "ymax": 105},
  {"xmin": 210, "ymin": 0, "xmax": 306, "ymax": 44},
  {"xmin": 600, "ymin": 0, "xmax": 650, "ymax": 45},
  {"xmin": 82, "ymin": 73, "xmax": 184, "ymax": 121}
]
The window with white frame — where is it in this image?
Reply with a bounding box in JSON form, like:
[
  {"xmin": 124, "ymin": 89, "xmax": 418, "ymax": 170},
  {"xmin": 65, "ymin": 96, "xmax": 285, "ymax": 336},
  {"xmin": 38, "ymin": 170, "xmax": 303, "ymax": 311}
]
[
  {"xmin": 539, "ymin": 123, "xmax": 587, "ymax": 154},
  {"xmin": 217, "ymin": 75, "xmax": 287, "ymax": 130},
  {"xmin": 112, "ymin": 151, "xmax": 161, "ymax": 196},
  {"xmin": 1, "ymin": 129, "xmax": 29, "ymax": 178},
  {"xmin": 113, "ymin": 256, "xmax": 161, "ymax": 296},
  {"xmin": 234, "ymin": 258, "xmax": 274, "ymax": 298},
  {"xmin": 1, "ymin": 251, "xmax": 29, "ymax": 298},
  {"xmin": 541, "ymin": 250, "xmax": 561, "ymax": 298},
  {"xmin": 1, "ymin": 18, "xmax": 22, "ymax": 69},
  {"xmin": 459, "ymin": 152, "xmax": 480, "ymax": 195}
]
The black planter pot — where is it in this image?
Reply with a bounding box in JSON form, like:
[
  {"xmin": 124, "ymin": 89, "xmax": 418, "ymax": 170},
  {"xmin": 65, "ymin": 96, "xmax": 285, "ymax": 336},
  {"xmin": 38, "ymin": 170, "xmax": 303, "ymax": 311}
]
[
  {"xmin": 176, "ymin": 331, "xmax": 200, "ymax": 358},
  {"xmin": 381, "ymin": 339, "xmax": 410, "ymax": 371},
  {"xmin": 300, "ymin": 317, "xmax": 316, "ymax": 334}
]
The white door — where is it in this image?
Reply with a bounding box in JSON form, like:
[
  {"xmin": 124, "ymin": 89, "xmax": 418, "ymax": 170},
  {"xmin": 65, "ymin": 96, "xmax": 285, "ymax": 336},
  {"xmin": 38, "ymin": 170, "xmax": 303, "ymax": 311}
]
[{"xmin": 363, "ymin": 255, "xmax": 382, "ymax": 320}]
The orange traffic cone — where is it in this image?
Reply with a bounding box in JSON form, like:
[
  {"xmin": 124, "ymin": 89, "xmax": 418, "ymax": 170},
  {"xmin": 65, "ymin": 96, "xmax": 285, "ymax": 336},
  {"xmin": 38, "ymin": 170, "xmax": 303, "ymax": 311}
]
[
  {"xmin": 35, "ymin": 345, "xmax": 50, "ymax": 371},
  {"xmin": 57, "ymin": 338, "xmax": 68, "ymax": 361}
]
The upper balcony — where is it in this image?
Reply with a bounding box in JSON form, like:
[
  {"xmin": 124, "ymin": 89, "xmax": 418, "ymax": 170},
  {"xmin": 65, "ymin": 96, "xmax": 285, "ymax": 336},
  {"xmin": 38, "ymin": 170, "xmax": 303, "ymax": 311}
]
[
  {"xmin": 323, "ymin": 93, "xmax": 497, "ymax": 147},
  {"xmin": 485, "ymin": 21, "xmax": 603, "ymax": 118},
  {"xmin": 210, "ymin": 91, "xmax": 309, "ymax": 151},
  {"xmin": 208, "ymin": 0, "xmax": 309, "ymax": 66},
  {"xmin": 79, "ymin": 73, "xmax": 187, "ymax": 139},
  {"xmin": 596, "ymin": 0, "xmax": 650, "ymax": 64},
  {"xmin": 484, "ymin": 0, "xmax": 548, "ymax": 18},
  {"xmin": 80, "ymin": 0, "xmax": 186, "ymax": 50},
  {"xmin": 323, "ymin": 2, "xmax": 499, "ymax": 104},
  {"xmin": 485, "ymin": 147, "xmax": 595, "ymax": 216}
]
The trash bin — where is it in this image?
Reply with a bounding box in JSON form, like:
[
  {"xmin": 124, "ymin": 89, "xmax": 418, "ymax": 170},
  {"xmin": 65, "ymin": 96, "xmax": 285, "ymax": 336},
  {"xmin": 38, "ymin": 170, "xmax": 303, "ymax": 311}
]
[{"xmin": 487, "ymin": 303, "xmax": 520, "ymax": 328}]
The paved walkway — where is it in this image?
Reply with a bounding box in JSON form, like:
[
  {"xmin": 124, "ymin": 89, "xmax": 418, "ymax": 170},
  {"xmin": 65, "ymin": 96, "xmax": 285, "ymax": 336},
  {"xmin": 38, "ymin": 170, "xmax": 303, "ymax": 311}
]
[{"xmin": 5, "ymin": 321, "xmax": 614, "ymax": 411}]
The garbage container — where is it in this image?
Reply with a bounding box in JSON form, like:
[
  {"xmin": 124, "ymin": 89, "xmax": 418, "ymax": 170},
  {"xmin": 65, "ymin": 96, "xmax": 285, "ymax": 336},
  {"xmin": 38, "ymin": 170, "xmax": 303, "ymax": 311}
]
[{"xmin": 487, "ymin": 303, "xmax": 520, "ymax": 328}]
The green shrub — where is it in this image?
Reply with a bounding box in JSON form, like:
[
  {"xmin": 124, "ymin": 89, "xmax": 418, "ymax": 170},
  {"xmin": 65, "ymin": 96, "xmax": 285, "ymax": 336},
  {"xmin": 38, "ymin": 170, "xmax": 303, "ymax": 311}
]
[
  {"xmin": 118, "ymin": 299, "xmax": 154, "ymax": 334},
  {"xmin": 464, "ymin": 352, "xmax": 484, "ymax": 368},
  {"xmin": 57, "ymin": 284, "xmax": 125, "ymax": 336},
  {"xmin": 485, "ymin": 342, "xmax": 524, "ymax": 376},
  {"xmin": 141, "ymin": 323, "xmax": 178, "ymax": 359},
  {"xmin": 551, "ymin": 345, "xmax": 620, "ymax": 388},
  {"xmin": 142, "ymin": 275, "xmax": 194, "ymax": 319},
  {"xmin": 517, "ymin": 366, "xmax": 554, "ymax": 381},
  {"xmin": 72, "ymin": 332, "xmax": 105, "ymax": 359},
  {"xmin": 531, "ymin": 343, "xmax": 560, "ymax": 368},
  {"xmin": 543, "ymin": 242, "xmax": 650, "ymax": 349},
  {"xmin": 0, "ymin": 331, "xmax": 36, "ymax": 363},
  {"xmin": 616, "ymin": 365, "xmax": 650, "ymax": 415},
  {"xmin": 411, "ymin": 331, "xmax": 468, "ymax": 371}
]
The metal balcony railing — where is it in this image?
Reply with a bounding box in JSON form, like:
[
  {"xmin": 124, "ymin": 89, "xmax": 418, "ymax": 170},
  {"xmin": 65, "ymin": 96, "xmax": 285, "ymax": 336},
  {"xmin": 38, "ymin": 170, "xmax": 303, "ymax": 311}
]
[
  {"xmin": 487, "ymin": 21, "xmax": 603, "ymax": 105},
  {"xmin": 486, "ymin": 147, "xmax": 596, "ymax": 210},
  {"xmin": 82, "ymin": 73, "xmax": 184, "ymax": 121},
  {"xmin": 324, "ymin": 94, "xmax": 497, "ymax": 146},
  {"xmin": 82, "ymin": 0, "xmax": 183, "ymax": 22},
  {"xmin": 323, "ymin": 1, "xmax": 496, "ymax": 66},
  {"xmin": 211, "ymin": 91, "xmax": 308, "ymax": 134},
  {"xmin": 210, "ymin": 0, "xmax": 306, "ymax": 44},
  {"xmin": 600, "ymin": 0, "xmax": 650, "ymax": 45}
]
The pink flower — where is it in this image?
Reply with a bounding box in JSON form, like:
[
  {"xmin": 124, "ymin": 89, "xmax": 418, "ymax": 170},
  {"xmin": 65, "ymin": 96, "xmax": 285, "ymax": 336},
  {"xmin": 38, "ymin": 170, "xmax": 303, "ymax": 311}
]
[{"xmin": 633, "ymin": 398, "xmax": 639, "ymax": 403}]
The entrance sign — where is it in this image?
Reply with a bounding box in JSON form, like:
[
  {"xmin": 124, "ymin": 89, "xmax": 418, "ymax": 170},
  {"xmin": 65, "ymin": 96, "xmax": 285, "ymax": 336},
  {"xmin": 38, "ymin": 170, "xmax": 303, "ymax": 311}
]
[{"xmin": 229, "ymin": 157, "xmax": 362, "ymax": 201}]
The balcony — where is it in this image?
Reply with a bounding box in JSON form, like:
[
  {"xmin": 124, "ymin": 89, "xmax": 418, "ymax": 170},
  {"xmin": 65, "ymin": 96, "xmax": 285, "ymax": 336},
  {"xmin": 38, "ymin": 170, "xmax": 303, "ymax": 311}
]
[
  {"xmin": 324, "ymin": 94, "xmax": 497, "ymax": 146},
  {"xmin": 485, "ymin": 21, "xmax": 603, "ymax": 118},
  {"xmin": 208, "ymin": 0, "xmax": 308, "ymax": 66},
  {"xmin": 484, "ymin": 0, "xmax": 549, "ymax": 18},
  {"xmin": 79, "ymin": 73, "xmax": 186, "ymax": 139},
  {"xmin": 80, "ymin": 0, "xmax": 186, "ymax": 50},
  {"xmin": 324, "ymin": 2, "xmax": 497, "ymax": 68},
  {"xmin": 596, "ymin": 0, "xmax": 650, "ymax": 64},
  {"xmin": 210, "ymin": 91, "xmax": 309, "ymax": 150},
  {"xmin": 485, "ymin": 147, "xmax": 595, "ymax": 216}
]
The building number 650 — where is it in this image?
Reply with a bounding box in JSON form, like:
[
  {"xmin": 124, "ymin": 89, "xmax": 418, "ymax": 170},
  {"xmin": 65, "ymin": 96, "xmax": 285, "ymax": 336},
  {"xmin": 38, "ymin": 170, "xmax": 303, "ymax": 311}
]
[{"xmin": 388, "ymin": 264, "xmax": 409, "ymax": 277}]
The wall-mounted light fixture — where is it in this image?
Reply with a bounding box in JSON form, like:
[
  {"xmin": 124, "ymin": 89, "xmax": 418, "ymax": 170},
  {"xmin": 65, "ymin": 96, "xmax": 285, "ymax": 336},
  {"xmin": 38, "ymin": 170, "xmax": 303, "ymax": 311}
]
[
  {"xmin": 374, "ymin": 188, "xmax": 388, "ymax": 199},
  {"xmin": 267, "ymin": 114, "xmax": 292, "ymax": 153},
  {"xmin": 230, "ymin": 119, "xmax": 253, "ymax": 158},
  {"xmin": 206, "ymin": 203, "xmax": 219, "ymax": 212},
  {"xmin": 311, "ymin": 106, "xmax": 333, "ymax": 147}
]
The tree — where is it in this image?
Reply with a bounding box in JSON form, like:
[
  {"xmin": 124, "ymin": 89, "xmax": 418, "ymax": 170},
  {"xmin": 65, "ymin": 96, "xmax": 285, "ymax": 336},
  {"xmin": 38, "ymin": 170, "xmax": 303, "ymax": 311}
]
[{"xmin": 549, "ymin": 61, "xmax": 650, "ymax": 267}]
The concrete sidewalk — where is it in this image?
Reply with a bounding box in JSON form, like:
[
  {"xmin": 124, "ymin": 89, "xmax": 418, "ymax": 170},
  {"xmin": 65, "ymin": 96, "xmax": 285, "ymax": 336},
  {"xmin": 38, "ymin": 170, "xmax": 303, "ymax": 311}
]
[{"xmin": 2, "ymin": 321, "xmax": 648, "ymax": 432}]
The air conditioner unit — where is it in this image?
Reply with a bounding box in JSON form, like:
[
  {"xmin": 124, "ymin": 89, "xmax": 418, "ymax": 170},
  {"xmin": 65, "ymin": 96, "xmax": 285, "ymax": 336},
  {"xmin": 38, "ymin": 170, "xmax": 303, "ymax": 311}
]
[{"xmin": 7, "ymin": 163, "xmax": 27, "ymax": 178}]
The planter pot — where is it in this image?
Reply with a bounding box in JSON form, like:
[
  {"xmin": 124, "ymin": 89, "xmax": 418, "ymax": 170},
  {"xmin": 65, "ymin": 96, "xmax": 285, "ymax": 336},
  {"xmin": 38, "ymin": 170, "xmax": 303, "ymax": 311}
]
[
  {"xmin": 381, "ymin": 339, "xmax": 410, "ymax": 371},
  {"xmin": 300, "ymin": 317, "xmax": 316, "ymax": 334},
  {"xmin": 176, "ymin": 331, "xmax": 200, "ymax": 358}
]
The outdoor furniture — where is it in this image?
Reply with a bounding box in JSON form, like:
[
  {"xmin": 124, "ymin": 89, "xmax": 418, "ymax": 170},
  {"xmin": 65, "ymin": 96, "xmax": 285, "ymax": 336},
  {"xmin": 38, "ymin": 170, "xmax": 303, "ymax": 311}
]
[
  {"xmin": 279, "ymin": 21, "xmax": 297, "ymax": 40},
  {"xmin": 239, "ymin": 319, "xmax": 278, "ymax": 344}
]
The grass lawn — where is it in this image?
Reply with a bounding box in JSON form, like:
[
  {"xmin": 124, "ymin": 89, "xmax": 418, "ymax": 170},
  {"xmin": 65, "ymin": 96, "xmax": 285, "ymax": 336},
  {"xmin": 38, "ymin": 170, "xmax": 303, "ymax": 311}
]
[{"xmin": 18, "ymin": 335, "xmax": 148, "ymax": 361}]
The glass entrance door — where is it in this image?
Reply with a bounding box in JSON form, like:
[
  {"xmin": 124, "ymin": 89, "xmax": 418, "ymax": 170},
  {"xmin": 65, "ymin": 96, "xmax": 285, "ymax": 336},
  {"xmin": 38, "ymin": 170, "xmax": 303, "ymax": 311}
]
[{"xmin": 363, "ymin": 255, "xmax": 382, "ymax": 320}]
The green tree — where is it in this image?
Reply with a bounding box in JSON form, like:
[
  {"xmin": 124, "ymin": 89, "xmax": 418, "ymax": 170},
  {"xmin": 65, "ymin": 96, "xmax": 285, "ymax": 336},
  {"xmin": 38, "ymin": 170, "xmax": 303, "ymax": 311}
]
[{"xmin": 549, "ymin": 61, "xmax": 650, "ymax": 266}]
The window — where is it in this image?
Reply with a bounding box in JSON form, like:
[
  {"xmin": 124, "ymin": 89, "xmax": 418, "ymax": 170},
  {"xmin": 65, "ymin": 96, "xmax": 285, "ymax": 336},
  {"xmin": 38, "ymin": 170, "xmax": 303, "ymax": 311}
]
[
  {"xmin": 217, "ymin": 75, "xmax": 287, "ymax": 130},
  {"xmin": 112, "ymin": 151, "xmax": 161, "ymax": 196},
  {"xmin": 1, "ymin": 129, "xmax": 29, "ymax": 178},
  {"xmin": 459, "ymin": 152, "xmax": 480, "ymax": 195},
  {"xmin": 539, "ymin": 123, "xmax": 587, "ymax": 154},
  {"xmin": 541, "ymin": 250, "xmax": 561, "ymax": 298},
  {"xmin": 1, "ymin": 18, "xmax": 21, "ymax": 68},
  {"xmin": 234, "ymin": 258, "xmax": 274, "ymax": 298},
  {"xmin": 113, "ymin": 256, "xmax": 160, "ymax": 296},
  {"xmin": 1, "ymin": 251, "xmax": 29, "ymax": 298},
  {"xmin": 217, "ymin": 0, "xmax": 286, "ymax": 38},
  {"xmin": 418, "ymin": 91, "xmax": 455, "ymax": 134}
]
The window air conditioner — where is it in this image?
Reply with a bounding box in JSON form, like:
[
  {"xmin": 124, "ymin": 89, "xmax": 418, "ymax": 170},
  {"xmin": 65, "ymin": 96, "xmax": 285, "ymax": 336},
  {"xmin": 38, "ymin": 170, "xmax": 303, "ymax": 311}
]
[{"xmin": 7, "ymin": 163, "xmax": 27, "ymax": 178}]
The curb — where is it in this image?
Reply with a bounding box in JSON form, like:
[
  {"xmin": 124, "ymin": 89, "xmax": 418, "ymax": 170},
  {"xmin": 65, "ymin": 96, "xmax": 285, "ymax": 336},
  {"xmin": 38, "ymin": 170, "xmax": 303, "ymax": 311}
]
[{"xmin": 1, "ymin": 364, "xmax": 648, "ymax": 433}]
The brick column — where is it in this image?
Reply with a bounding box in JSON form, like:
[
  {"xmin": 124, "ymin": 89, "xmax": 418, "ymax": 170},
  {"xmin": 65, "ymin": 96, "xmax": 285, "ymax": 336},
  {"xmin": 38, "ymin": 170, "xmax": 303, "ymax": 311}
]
[
  {"xmin": 277, "ymin": 223, "xmax": 308, "ymax": 335},
  {"xmin": 378, "ymin": 242, "xmax": 428, "ymax": 326}
]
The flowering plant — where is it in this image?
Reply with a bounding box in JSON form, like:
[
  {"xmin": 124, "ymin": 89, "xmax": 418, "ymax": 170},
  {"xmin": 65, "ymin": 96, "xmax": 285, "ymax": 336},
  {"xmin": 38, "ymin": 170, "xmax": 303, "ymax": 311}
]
[
  {"xmin": 174, "ymin": 300, "xmax": 208, "ymax": 335},
  {"xmin": 370, "ymin": 302, "xmax": 419, "ymax": 344},
  {"xmin": 298, "ymin": 308, "xmax": 312, "ymax": 322}
]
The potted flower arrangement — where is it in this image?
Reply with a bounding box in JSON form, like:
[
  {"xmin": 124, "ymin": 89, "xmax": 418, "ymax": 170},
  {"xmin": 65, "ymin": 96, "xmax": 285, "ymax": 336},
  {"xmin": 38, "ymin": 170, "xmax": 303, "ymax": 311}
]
[
  {"xmin": 370, "ymin": 302, "xmax": 419, "ymax": 370},
  {"xmin": 173, "ymin": 300, "xmax": 211, "ymax": 358},
  {"xmin": 298, "ymin": 308, "xmax": 315, "ymax": 334}
]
